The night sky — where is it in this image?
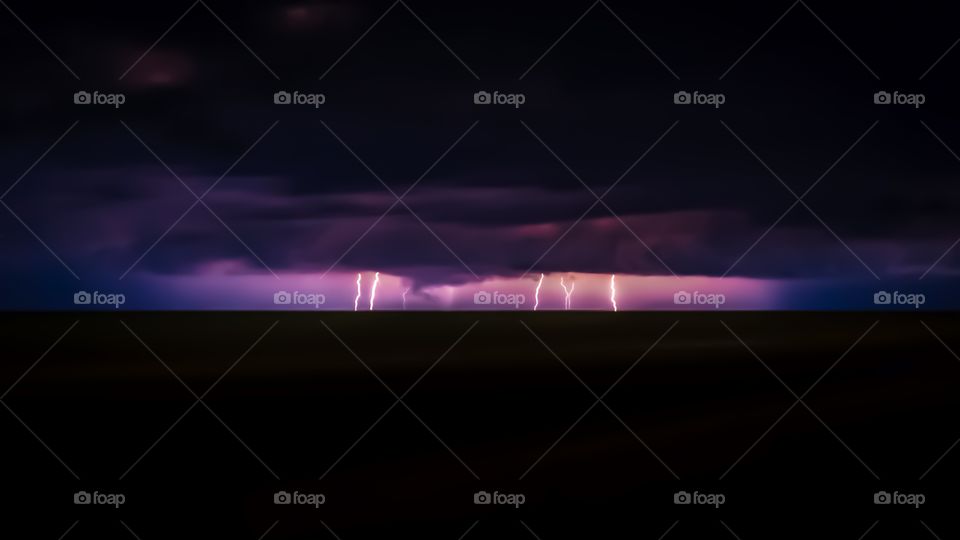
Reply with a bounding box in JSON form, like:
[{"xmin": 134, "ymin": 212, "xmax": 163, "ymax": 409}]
[{"xmin": 2, "ymin": 0, "xmax": 960, "ymax": 309}]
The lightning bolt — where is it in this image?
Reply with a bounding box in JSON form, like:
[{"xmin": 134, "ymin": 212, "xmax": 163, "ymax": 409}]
[
  {"xmin": 534, "ymin": 273, "xmax": 544, "ymax": 311},
  {"xmin": 402, "ymin": 287, "xmax": 411, "ymax": 310},
  {"xmin": 354, "ymin": 273, "xmax": 362, "ymax": 312},
  {"xmin": 560, "ymin": 276, "xmax": 575, "ymax": 310},
  {"xmin": 610, "ymin": 274, "xmax": 618, "ymax": 312},
  {"xmin": 368, "ymin": 271, "xmax": 380, "ymax": 311}
]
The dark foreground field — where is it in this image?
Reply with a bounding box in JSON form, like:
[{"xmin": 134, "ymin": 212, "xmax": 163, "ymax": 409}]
[{"xmin": 1, "ymin": 312, "xmax": 958, "ymax": 538}]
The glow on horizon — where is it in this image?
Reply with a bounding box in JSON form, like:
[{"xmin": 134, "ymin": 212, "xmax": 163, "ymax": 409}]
[{"xmin": 150, "ymin": 267, "xmax": 785, "ymax": 310}]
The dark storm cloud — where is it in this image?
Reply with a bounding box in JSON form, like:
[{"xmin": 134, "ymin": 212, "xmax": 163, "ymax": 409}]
[{"xmin": 2, "ymin": 0, "xmax": 960, "ymax": 307}]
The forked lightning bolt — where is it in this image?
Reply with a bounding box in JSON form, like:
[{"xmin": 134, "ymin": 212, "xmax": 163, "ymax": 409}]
[
  {"xmin": 354, "ymin": 273, "xmax": 362, "ymax": 312},
  {"xmin": 369, "ymin": 272, "xmax": 381, "ymax": 311},
  {"xmin": 610, "ymin": 274, "xmax": 618, "ymax": 312},
  {"xmin": 560, "ymin": 276, "xmax": 575, "ymax": 310},
  {"xmin": 402, "ymin": 287, "xmax": 411, "ymax": 311},
  {"xmin": 534, "ymin": 273, "xmax": 544, "ymax": 311}
]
